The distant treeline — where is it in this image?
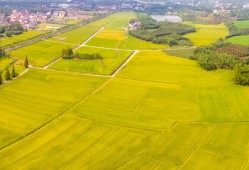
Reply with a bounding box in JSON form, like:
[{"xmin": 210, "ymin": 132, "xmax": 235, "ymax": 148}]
[
  {"xmin": 0, "ymin": 23, "xmax": 26, "ymax": 38},
  {"xmin": 129, "ymin": 13, "xmax": 196, "ymax": 46}
]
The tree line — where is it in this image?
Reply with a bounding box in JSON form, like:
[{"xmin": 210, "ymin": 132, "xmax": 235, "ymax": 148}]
[{"xmin": 61, "ymin": 48, "xmax": 103, "ymax": 60}]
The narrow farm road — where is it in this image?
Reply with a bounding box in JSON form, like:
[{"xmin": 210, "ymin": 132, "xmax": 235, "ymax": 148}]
[{"xmin": 42, "ymin": 26, "xmax": 105, "ymax": 69}]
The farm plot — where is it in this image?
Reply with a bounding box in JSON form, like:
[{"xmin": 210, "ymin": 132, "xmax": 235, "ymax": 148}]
[
  {"xmin": 0, "ymin": 30, "xmax": 43, "ymax": 47},
  {"xmin": 49, "ymin": 25, "xmax": 102, "ymax": 45},
  {"xmin": 183, "ymin": 22, "xmax": 229, "ymax": 46},
  {"xmin": 70, "ymin": 77, "xmax": 183, "ymax": 131},
  {"xmin": 11, "ymin": 40, "xmax": 76, "ymax": 67},
  {"xmin": 234, "ymin": 20, "xmax": 249, "ymax": 29},
  {"xmin": 0, "ymin": 68, "xmax": 107, "ymax": 149},
  {"xmin": 0, "ymin": 57, "xmax": 25, "ymax": 82},
  {"xmin": 104, "ymin": 12, "xmax": 136, "ymax": 28},
  {"xmin": 0, "ymin": 114, "xmax": 156, "ymax": 169},
  {"xmin": 227, "ymin": 35, "xmax": 249, "ymax": 46},
  {"xmin": 87, "ymin": 28, "xmax": 167, "ymax": 50},
  {"xmin": 50, "ymin": 46, "xmax": 132, "ymax": 75}
]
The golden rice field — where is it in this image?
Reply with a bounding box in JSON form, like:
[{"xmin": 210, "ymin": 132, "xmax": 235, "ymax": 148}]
[
  {"xmin": 1, "ymin": 50, "xmax": 249, "ymax": 169},
  {"xmin": 1, "ymin": 12, "xmax": 248, "ymax": 169}
]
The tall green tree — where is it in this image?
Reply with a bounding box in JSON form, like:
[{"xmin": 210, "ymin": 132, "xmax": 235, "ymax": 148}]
[
  {"xmin": 0, "ymin": 73, "xmax": 2, "ymax": 85},
  {"xmin": 5, "ymin": 68, "xmax": 10, "ymax": 81},
  {"xmin": 233, "ymin": 64, "xmax": 242, "ymax": 84},
  {"xmin": 68, "ymin": 48, "xmax": 73, "ymax": 59},
  {"xmin": 11, "ymin": 65, "xmax": 16, "ymax": 78},
  {"xmin": 61, "ymin": 48, "xmax": 66, "ymax": 58},
  {"xmin": 24, "ymin": 56, "xmax": 29, "ymax": 68}
]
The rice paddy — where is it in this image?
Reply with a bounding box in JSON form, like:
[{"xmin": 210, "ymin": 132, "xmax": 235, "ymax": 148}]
[{"xmin": 0, "ymin": 12, "xmax": 249, "ymax": 169}]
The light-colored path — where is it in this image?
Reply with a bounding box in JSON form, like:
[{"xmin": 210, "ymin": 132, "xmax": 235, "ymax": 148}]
[
  {"xmin": 43, "ymin": 27, "xmax": 105, "ymax": 69},
  {"xmin": 44, "ymin": 40, "xmax": 79, "ymax": 46},
  {"xmin": 43, "ymin": 57, "xmax": 62, "ymax": 69},
  {"xmin": 111, "ymin": 50, "xmax": 139, "ymax": 77},
  {"xmin": 74, "ymin": 26, "xmax": 105, "ymax": 51}
]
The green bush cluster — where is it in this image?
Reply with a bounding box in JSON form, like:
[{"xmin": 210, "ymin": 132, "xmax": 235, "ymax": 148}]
[{"xmin": 129, "ymin": 14, "xmax": 195, "ymax": 46}]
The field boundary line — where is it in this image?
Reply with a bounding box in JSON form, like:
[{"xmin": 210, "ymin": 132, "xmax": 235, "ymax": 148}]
[
  {"xmin": 116, "ymin": 133, "xmax": 162, "ymax": 169},
  {"xmin": 116, "ymin": 77, "xmax": 181, "ymax": 87},
  {"xmin": 44, "ymin": 40, "xmax": 79, "ymax": 46},
  {"xmin": 133, "ymin": 87, "xmax": 150, "ymax": 112},
  {"xmin": 74, "ymin": 26, "xmax": 105, "ymax": 51},
  {"xmin": 74, "ymin": 114, "xmax": 164, "ymax": 133},
  {"xmin": 111, "ymin": 50, "xmax": 139, "ymax": 77},
  {"xmin": 63, "ymin": 127, "xmax": 122, "ymax": 169},
  {"xmin": 176, "ymin": 125, "xmax": 214, "ymax": 169},
  {"xmin": 84, "ymin": 45, "xmax": 133, "ymax": 51},
  {"xmin": 0, "ymin": 78, "xmax": 110, "ymax": 151},
  {"xmin": 243, "ymin": 150, "xmax": 249, "ymax": 170},
  {"xmin": 43, "ymin": 26, "xmax": 105, "ymax": 69}
]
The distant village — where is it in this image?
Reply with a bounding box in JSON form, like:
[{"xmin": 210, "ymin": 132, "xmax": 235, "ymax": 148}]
[{"xmin": 0, "ymin": 1, "xmax": 144, "ymax": 30}]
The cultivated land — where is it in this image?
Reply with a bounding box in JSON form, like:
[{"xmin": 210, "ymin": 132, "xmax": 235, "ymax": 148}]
[
  {"xmin": 1, "ymin": 12, "xmax": 249, "ymax": 169},
  {"xmin": 0, "ymin": 30, "xmax": 43, "ymax": 47},
  {"xmin": 227, "ymin": 20, "xmax": 249, "ymax": 46},
  {"xmin": 50, "ymin": 46, "xmax": 132, "ymax": 75},
  {"xmin": 183, "ymin": 22, "xmax": 229, "ymax": 46}
]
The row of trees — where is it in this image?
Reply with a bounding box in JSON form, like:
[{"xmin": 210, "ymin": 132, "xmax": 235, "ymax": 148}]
[
  {"xmin": 0, "ymin": 65, "xmax": 16, "ymax": 85},
  {"xmin": 0, "ymin": 56, "xmax": 29, "ymax": 85},
  {"xmin": 61, "ymin": 48, "xmax": 103, "ymax": 60},
  {"xmin": 129, "ymin": 13, "xmax": 196, "ymax": 46}
]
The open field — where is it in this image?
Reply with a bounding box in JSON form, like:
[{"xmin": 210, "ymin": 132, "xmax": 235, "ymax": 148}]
[
  {"xmin": 0, "ymin": 68, "xmax": 106, "ymax": 149},
  {"xmin": 0, "ymin": 30, "xmax": 43, "ymax": 47},
  {"xmin": 227, "ymin": 35, "xmax": 249, "ymax": 46},
  {"xmin": 1, "ymin": 50, "xmax": 249, "ymax": 169},
  {"xmin": 183, "ymin": 22, "xmax": 229, "ymax": 46},
  {"xmin": 50, "ymin": 46, "xmax": 132, "ymax": 75},
  {"xmin": 1, "ymin": 12, "xmax": 249, "ymax": 169},
  {"xmin": 11, "ymin": 40, "xmax": 76, "ymax": 67},
  {"xmin": 87, "ymin": 29, "xmax": 168, "ymax": 50},
  {"xmin": 234, "ymin": 20, "xmax": 249, "ymax": 29}
]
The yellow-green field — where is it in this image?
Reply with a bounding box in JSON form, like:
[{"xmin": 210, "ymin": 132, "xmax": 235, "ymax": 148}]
[
  {"xmin": 227, "ymin": 35, "xmax": 249, "ymax": 46},
  {"xmin": 0, "ymin": 30, "xmax": 43, "ymax": 47},
  {"xmin": 87, "ymin": 29, "xmax": 167, "ymax": 50},
  {"xmin": 1, "ymin": 50, "xmax": 249, "ymax": 169},
  {"xmin": 49, "ymin": 46, "xmax": 132, "ymax": 75},
  {"xmin": 183, "ymin": 22, "xmax": 229, "ymax": 46},
  {"xmin": 1, "ymin": 12, "xmax": 249, "ymax": 169}
]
